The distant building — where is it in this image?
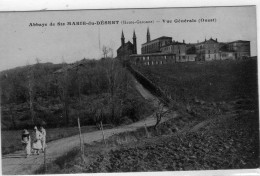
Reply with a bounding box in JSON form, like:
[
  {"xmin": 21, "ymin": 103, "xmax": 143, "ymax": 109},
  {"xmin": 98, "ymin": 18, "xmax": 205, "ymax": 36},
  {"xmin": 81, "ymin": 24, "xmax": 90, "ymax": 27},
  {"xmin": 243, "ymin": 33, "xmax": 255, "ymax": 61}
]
[
  {"xmin": 141, "ymin": 28, "xmax": 172, "ymax": 54},
  {"xmin": 116, "ymin": 28, "xmax": 251, "ymax": 66},
  {"xmin": 227, "ymin": 40, "xmax": 250, "ymax": 59},
  {"xmin": 160, "ymin": 40, "xmax": 187, "ymax": 62},
  {"xmin": 117, "ymin": 30, "xmax": 137, "ymax": 60},
  {"xmin": 218, "ymin": 44, "xmax": 236, "ymax": 60},
  {"xmin": 130, "ymin": 53, "xmax": 175, "ymax": 66},
  {"xmin": 195, "ymin": 38, "xmax": 220, "ymax": 61}
]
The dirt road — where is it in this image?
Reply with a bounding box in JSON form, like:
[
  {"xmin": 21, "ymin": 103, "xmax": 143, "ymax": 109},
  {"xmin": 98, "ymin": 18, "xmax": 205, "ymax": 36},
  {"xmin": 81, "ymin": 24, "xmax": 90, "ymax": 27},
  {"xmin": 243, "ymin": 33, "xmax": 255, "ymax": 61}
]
[{"xmin": 2, "ymin": 79, "xmax": 177, "ymax": 175}]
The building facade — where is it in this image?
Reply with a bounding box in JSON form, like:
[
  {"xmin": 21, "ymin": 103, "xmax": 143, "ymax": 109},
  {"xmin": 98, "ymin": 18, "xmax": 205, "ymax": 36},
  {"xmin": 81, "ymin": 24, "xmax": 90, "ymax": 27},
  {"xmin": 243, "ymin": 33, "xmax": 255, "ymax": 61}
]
[
  {"xmin": 130, "ymin": 53, "xmax": 175, "ymax": 66},
  {"xmin": 195, "ymin": 38, "xmax": 220, "ymax": 61},
  {"xmin": 116, "ymin": 28, "xmax": 251, "ymax": 66},
  {"xmin": 227, "ymin": 40, "xmax": 250, "ymax": 59},
  {"xmin": 141, "ymin": 28, "xmax": 172, "ymax": 54}
]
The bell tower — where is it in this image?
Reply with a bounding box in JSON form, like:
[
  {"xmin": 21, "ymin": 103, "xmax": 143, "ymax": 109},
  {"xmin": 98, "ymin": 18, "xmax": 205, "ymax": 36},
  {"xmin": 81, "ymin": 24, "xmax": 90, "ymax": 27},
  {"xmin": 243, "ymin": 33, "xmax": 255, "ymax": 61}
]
[
  {"xmin": 133, "ymin": 30, "xmax": 137, "ymax": 54},
  {"xmin": 147, "ymin": 27, "xmax": 150, "ymax": 43},
  {"xmin": 121, "ymin": 30, "xmax": 125, "ymax": 46}
]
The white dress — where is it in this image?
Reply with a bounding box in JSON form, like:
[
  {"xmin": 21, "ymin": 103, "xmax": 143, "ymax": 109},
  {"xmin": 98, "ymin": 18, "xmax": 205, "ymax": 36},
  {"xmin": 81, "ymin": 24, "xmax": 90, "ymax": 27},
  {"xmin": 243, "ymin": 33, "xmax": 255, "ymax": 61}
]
[
  {"xmin": 21, "ymin": 134, "xmax": 31, "ymax": 155},
  {"xmin": 41, "ymin": 128, "xmax": 47, "ymax": 150},
  {"xmin": 32, "ymin": 130, "xmax": 42, "ymax": 150}
]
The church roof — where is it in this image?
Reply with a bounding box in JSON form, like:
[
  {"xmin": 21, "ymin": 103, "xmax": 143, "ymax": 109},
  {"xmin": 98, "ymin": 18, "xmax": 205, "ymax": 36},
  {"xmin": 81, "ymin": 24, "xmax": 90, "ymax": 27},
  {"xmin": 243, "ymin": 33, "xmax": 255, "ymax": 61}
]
[{"xmin": 117, "ymin": 41, "xmax": 134, "ymax": 51}]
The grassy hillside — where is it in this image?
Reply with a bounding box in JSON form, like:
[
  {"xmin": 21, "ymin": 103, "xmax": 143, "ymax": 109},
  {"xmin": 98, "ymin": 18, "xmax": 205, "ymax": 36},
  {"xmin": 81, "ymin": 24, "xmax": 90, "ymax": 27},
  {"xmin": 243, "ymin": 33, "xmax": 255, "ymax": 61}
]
[
  {"xmin": 134, "ymin": 59, "xmax": 258, "ymax": 119},
  {"xmin": 36, "ymin": 59, "xmax": 259, "ymax": 173}
]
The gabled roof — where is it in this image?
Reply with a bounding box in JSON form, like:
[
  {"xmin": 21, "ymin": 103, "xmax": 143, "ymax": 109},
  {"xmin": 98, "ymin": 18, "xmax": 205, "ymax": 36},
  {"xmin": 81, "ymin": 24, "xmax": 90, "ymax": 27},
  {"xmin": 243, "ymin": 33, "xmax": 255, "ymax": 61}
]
[{"xmin": 117, "ymin": 41, "xmax": 134, "ymax": 51}]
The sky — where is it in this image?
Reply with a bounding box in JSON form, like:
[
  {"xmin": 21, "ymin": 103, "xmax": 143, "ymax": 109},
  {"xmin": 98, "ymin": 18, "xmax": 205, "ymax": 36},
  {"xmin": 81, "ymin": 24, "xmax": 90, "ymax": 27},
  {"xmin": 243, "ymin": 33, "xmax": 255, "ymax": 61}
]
[{"xmin": 0, "ymin": 6, "xmax": 257, "ymax": 71}]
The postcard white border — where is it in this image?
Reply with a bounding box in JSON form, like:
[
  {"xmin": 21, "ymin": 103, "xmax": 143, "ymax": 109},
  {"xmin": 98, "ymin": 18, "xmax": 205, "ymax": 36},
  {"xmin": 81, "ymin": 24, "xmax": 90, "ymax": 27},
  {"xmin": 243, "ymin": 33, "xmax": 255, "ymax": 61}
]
[{"xmin": 0, "ymin": 0, "xmax": 259, "ymax": 176}]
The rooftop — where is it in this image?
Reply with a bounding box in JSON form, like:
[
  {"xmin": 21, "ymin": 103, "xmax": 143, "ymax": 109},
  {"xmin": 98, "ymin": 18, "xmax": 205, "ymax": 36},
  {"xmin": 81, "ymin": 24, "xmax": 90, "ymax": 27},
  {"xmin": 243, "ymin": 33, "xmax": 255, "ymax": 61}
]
[{"xmin": 142, "ymin": 36, "xmax": 172, "ymax": 45}]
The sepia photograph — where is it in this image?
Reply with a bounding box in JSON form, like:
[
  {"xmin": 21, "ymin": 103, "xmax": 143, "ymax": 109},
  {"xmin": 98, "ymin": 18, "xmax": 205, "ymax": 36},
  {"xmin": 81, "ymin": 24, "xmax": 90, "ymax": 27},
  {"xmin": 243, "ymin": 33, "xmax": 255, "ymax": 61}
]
[{"xmin": 0, "ymin": 5, "xmax": 259, "ymax": 175}]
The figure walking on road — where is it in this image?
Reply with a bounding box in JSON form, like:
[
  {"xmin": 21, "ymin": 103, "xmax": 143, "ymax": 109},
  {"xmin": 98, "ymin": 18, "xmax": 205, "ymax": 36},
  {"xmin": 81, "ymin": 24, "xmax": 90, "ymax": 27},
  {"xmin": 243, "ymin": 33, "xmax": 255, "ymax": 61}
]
[
  {"xmin": 21, "ymin": 129, "xmax": 31, "ymax": 158},
  {"xmin": 40, "ymin": 126, "xmax": 46, "ymax": 152},
  {"xmin": 32, "ymin": 126, "xmax": 42, "ymax": 155}
]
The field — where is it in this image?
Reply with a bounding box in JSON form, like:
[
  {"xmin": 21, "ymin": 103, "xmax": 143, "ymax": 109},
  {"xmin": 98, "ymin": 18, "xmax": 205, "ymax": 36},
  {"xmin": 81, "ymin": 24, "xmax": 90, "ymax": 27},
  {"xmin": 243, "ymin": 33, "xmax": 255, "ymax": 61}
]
[
  {"xmin": 135, "ymin": 59, "xmax": 258, "ymax": 119},
  {"xmin": 36, "ymin": 59, "xmax": 259, "ymax": 173}
]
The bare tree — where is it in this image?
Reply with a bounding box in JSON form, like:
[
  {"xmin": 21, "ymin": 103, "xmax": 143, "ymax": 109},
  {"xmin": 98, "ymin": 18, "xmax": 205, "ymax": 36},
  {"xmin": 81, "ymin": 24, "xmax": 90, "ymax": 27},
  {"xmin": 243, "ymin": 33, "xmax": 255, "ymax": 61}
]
[
  {"xmin": 154, "ymin": 100, "xmax": 170, "ymax": 130},
  {"xmin": 102, "ymin": 46, "xmax": 109, "ymax": 58}
]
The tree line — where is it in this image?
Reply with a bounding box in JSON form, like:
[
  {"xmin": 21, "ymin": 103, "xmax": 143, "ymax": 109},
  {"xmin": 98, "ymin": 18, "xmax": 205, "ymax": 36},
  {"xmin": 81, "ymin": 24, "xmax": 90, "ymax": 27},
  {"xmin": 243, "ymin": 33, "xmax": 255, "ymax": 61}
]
[{"xmin": 1, "ymin": 58, "xmax": 152, "ymax": 130}]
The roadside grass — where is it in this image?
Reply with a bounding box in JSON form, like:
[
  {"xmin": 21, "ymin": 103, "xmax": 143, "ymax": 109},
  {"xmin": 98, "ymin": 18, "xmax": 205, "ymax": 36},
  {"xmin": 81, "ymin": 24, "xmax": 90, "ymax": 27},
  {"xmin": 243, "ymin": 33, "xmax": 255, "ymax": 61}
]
[
  {"xmin": 35, "ymin": 112, "xmax": 203, "ymax": 174},
  {"xmin": 37, "ymin": 109, "xmax": 259, "ymax": 173}
]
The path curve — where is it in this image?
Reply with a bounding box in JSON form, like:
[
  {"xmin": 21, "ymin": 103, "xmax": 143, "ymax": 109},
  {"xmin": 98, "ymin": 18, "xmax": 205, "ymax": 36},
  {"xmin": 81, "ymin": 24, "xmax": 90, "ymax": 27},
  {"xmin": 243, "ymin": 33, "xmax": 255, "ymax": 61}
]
[{"xmin": 2, "ymin": 78, "xmax": 177, "ymax": 175}]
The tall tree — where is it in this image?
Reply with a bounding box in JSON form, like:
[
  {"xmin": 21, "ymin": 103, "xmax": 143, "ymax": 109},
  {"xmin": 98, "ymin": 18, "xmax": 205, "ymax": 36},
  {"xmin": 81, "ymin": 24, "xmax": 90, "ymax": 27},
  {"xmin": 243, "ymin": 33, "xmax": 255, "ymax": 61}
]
[
  {"xmin": 27, "ymin": 64, "xmax": 35, "ymax": 123},
  {"xmin": 58, "ymin": 62, "xmax": 70, "ymax": 126}
]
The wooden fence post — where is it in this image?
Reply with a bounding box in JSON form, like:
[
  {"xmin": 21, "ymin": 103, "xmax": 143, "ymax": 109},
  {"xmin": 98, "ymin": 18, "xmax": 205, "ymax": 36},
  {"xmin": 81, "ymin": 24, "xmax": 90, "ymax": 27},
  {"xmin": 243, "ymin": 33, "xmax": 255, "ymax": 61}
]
[
  {"xmin": 44, "ymin": 147, "xmax": 47, "ymax": 173},
  {"xmin": 100, "ymin": 121, "xmax": 106, "ymax": 145},
  {"xmin": 77, "ymin": 117, "xmax": 85, "ymax": 162},
  {"xmin": 144, "ymin": 123, "xmax": 150, "ymax": 138}
]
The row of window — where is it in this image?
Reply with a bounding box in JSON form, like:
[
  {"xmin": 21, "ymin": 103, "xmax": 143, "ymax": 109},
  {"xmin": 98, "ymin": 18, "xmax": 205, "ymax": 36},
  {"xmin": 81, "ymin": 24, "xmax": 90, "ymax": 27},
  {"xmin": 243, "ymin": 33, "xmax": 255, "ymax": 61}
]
[{"xmin": 137, "ymin": 55, "xmax": 175, "ymax": 61}]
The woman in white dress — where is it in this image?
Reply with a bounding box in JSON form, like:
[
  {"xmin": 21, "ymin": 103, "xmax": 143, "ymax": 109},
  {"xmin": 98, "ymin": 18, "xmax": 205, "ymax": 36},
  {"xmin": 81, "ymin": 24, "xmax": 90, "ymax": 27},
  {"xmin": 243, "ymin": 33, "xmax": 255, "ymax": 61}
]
[
  {"xmin": 32, "ymin": 126, "xmax": 42, "ymax": 155},
  {"xmin": 40, "ymin": 126, "xmax": 46, "ymax": 152},
  {"xmin": 21, "ymin": 129, "xmax": 31, "ymax": 158}
]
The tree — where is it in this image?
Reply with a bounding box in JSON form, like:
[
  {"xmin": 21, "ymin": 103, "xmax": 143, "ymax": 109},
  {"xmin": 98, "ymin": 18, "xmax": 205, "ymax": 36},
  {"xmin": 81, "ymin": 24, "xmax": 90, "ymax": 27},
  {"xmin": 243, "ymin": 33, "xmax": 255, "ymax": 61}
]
[
  {"xmin": 57, "ymin": 61, "xmax": 70, "ymax": 126},
  {"xmin": 26, "ymin": 64, "xmax": 35, "ymax": 123},
  {"xmin": 1, "ymin": 74, "xmax": 17, "ymax": 129},
  {"xmin": 154, "ymin": 100, "xmax": 170, "ymax": 131},
  {"xmin": 102, "ymin": 46, "xmax": 109, "ymax": 58}
]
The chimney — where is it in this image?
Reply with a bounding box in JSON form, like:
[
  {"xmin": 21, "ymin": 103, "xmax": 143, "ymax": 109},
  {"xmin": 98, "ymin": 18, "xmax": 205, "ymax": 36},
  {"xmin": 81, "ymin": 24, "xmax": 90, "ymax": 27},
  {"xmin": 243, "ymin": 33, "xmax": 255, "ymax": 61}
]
[
  {"xmin": 183, "ymin": 40, "xmax": 185, "ymax": 43},
  {"xmin": 216, "ymin": 38, "xmax": 218, "ymax": 42},
  {"xmin": 197, "ymin": 40, "xmax": 199, "ymax": 43}
]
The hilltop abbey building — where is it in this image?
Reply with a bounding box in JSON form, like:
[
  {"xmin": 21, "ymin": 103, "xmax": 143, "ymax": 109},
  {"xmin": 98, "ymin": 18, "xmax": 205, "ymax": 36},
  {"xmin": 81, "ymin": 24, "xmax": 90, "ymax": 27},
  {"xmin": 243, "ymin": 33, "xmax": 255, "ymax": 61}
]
[{"xmin": 116, "ymin": 28, "xmax": 251, "ymax": 66}]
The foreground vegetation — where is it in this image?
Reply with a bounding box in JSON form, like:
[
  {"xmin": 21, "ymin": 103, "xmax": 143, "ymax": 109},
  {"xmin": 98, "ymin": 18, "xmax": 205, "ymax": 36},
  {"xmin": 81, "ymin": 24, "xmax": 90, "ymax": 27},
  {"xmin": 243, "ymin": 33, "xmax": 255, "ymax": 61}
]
[
  {"xmin": 38, "ymin": 107, "xmax": 259, "ymax": 173},
  {"xmin": 1, "ymin": 58, "xmax": 154, "ymax": 154},
  {"xmin": 36, "ymin": 59, "xmax": 259, "ymax": 173}
]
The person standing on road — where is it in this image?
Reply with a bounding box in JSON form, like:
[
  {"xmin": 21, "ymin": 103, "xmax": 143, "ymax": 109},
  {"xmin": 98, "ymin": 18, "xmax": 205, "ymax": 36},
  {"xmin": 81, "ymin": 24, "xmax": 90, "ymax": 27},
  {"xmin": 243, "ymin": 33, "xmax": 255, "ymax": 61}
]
[
  {"xmin": 21, "ymin": 129, "xmax": 31, "ymax": 158},
  {"xmin": 40, "ymin": 126, "xmax": 46, "ymax": 152},
  {"xmin": 32, "ymin": 126, "xmax": 42, "ymax": 155}
]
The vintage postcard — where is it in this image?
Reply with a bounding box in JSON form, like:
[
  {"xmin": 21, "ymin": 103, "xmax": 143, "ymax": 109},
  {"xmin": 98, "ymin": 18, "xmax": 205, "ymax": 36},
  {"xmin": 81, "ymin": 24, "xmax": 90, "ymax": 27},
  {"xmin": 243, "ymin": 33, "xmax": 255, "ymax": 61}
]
[{"xmin": 0, "ymin": 6, "xmax": 259, "ymax": 175}]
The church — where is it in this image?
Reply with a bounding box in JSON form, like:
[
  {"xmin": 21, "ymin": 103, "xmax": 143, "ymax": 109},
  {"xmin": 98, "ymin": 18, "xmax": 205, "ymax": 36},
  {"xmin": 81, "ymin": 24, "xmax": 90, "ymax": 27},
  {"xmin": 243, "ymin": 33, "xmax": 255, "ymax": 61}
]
[{"xmin": 116, "ymin": 30, "xmax": 137, "ymax": 60}]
